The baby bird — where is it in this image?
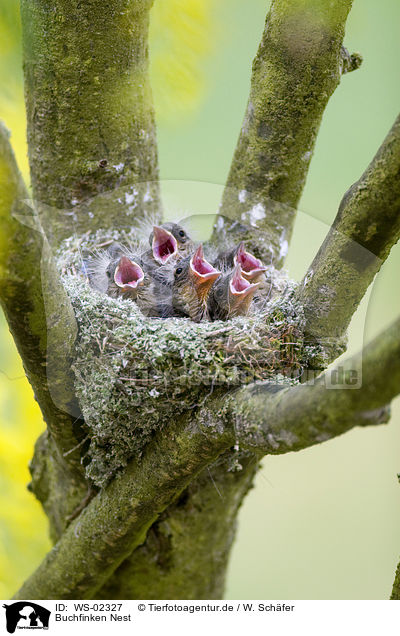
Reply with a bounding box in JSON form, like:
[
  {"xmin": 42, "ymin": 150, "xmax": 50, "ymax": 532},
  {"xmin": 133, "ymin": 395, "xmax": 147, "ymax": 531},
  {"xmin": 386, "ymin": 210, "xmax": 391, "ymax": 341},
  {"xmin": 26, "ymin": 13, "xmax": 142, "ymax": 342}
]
[
  {"xmin": 146, "ymin": 223, "xmax": 194, "ymax": 266},
  {"xmin": 213, "ymin": 242, "xmax": 267, "ymax": 283},
  {"xmin": 107, "ymin": 255, "xmax": 145, "ymax": 300},
  {"xmin": 172, "ymin": 244, "xmax": 221, "ymax": 322},
  {"xmin": 208, "ymin": 264, "xmax": 260, "ymax": 321},
  {"xmin": 85, "ymin": 244, "xmax": 172, "ymax": 316},
  {"xmin": 137, "ymin": 263, "xmax": 175, "ymax": 318},
  {"xmin": 85, "ymin": 244, "xmax": 146, "ymax": 300},
  {"xmin": 83, "ymin": 244, "xmax": 123, "ymax": 293}
]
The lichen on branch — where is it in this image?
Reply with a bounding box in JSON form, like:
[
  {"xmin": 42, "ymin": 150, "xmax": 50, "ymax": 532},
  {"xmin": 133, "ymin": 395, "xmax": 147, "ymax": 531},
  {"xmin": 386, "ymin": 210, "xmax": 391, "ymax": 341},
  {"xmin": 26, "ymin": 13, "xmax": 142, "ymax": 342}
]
[{"xmin": 213, "ymin": 0, "xmax": 358, "ymax": 266}]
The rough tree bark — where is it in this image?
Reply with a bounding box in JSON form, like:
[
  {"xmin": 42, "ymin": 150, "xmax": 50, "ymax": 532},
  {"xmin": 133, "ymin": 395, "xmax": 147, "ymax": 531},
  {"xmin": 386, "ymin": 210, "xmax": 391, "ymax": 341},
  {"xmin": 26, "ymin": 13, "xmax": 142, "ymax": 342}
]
[
  {"xmin": 298, "ymin": 114, "xmax": 400, "ymax": 340},
  {"xmin": 21, "ymin": 0, "xmax": 161, "ymax": 243},
  {"xmin": 212, "ymin": 0, "xmax": 360, "ymax": 266},
  {"xmin": 0, "ymin": 0, "xmax": 399, "ymax": 600}
]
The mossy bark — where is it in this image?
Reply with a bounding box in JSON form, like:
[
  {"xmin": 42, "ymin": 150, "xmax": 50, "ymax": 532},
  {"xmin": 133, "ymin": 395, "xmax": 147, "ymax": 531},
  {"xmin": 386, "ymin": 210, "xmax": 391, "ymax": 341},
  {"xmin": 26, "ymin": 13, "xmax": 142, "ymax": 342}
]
[
  {"xmin": 98, "ymin": 457, "xmax": 258, "ymax": 600},
  {"xmin": 0, "ymin": 124, "xmax": 85, "ymax": 472},
  {"xmin": 29, "ymin": 432, "xmax": 90, "ymax": 542},
  {"xmin": 16, "ymin": 0, "xmax": 265, "ymax": 601},
  {"xmin": 391, "ymin": 560, "xmax": 400, "ymax": 599},
  {"xmin": 0, "ymin": 124, "xmax": 89, "ymax": 540},
  {"xmin": 21, "ymin": 0, "xmax": 161, "ymax": 244},
  {"xmin": 14, "ymin": 407, "xmax": 233, "ymax": 600},
  {"xmin": 214, "ymin": 0, "xmax": 355, "ymax": 265},
  {"xmin": 229, "ymin": 317, "xmax": 400, "ymax": 454},
  {"xmin": 298, "ymin": 114, "xmax": 400, "ymax": 340}
]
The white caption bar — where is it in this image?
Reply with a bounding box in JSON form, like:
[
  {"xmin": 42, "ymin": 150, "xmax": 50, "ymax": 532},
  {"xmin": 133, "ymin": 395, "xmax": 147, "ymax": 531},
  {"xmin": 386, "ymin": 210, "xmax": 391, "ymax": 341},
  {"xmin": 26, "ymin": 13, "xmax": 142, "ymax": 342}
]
[{"xmin": 1, "ymin": 600, "xmax": 399, "ymax": 636}]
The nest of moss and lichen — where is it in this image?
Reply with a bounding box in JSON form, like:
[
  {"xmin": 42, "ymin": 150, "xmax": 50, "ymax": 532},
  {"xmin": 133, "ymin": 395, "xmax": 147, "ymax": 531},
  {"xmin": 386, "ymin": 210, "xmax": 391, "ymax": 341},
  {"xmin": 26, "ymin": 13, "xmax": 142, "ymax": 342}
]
[{"xmin": 57, "ymin": 231, "xmax": 334, "ymax": 487}]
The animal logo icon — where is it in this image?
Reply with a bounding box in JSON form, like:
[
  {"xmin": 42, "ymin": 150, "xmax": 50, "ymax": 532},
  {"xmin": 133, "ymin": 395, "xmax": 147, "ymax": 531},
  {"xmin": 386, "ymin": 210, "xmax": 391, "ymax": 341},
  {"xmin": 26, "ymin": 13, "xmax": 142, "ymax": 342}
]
[{"xmin": 2, "ymin": 602, "xmax": 50, "ymax": 633}]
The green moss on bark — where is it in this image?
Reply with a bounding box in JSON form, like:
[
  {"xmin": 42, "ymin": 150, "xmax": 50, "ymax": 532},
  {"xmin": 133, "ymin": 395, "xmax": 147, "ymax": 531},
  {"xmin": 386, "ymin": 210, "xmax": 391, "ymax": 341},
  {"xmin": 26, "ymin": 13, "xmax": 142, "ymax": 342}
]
[
  {"xmin": 21, "ymin": 0, "xmax": 161, "ymax": 243},
  {"xmin": 98, "ymin": 455, "xmax": 257, "ymax": 599},
  {"xmin": 298, "ymin": 114, "xmax": 400, "ymax": 339},
  {"xmin": 214, "ymin": 0, "xmax": 355, "ymax": 265},
  {"xmin": 0, "ymin": 123, "xmax": 85, "ymax": 472}
]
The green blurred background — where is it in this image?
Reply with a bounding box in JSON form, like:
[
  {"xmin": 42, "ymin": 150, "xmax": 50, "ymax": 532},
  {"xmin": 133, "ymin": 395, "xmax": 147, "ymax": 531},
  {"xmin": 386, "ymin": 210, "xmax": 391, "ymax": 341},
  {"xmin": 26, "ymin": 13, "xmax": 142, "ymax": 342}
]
[{"xmin": 0, "ymin": 0, "xmax": 399, "ymax": 599}]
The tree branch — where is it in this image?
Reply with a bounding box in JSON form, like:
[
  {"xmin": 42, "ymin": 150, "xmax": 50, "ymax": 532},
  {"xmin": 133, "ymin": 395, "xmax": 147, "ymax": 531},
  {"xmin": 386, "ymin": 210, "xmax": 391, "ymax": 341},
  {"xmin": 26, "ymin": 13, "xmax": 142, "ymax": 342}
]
[
  {"xmin": 213, "ymin": 0, "xmax": 358, "ymax": 265},
  {"xmin": 98, "ymin": 455, "xmax": 258, "ymax": 599},
  {"xmin": 0, "ymin": 123, "xmax": 84, "ymax": 472},
  {"xmin": 297, "ymin": 113, "xmax": 400, "ymax": 340},
  {"xmin": 14, "ymin": 315, "xmax": 399, "ymax": 599},
  {"xmin": 391, "ymin": 561, "xmax": 400, "ymax": 599},
  {"xmin": 20, "ymin": 0, "xmax": 161, "ymax": 245},
  {"xmin": 222, "ymin": 316, "xmax": 400, "ymax": 455},
  {"xmin": 13, "ymin": 410, "xmax": 231, "ymax": 600}
]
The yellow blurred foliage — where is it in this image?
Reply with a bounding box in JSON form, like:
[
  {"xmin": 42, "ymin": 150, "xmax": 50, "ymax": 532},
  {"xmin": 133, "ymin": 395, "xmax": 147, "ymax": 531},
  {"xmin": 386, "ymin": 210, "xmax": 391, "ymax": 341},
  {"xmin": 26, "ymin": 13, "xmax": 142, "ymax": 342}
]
[
  {"xmin": 0, "ymin": 91, "xmax": 28, "ymax": 181},
  {"xmin": 0, "ymin": 350, "xmax": 50, "ymax": 598},
  {"xmin": 150, "ymin": 0, "xmax": 216, "ymax": 122}
]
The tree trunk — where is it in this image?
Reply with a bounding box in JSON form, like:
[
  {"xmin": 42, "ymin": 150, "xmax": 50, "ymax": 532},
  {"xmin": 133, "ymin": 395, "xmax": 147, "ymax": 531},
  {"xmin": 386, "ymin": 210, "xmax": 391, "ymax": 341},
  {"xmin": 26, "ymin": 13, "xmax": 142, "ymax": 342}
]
[
  {"xmin": 21, "ymin": 0, "xmax": 161, "ymax": 243},
  {"xmin": 17, "ymin": 0, "xmax": 265, "ymax": 599},
  {"xmin": 98, "ymin": 456, "xmax": 257, "ymax": 599}
]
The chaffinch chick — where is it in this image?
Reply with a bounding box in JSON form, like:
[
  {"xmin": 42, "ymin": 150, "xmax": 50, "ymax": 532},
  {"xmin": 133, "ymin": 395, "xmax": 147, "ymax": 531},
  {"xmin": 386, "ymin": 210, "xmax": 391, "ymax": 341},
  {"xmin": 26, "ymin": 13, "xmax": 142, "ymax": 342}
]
[
  {"xmin": 85, "ymin": 243, "xmax": 146, "ymax": 300},
  {"xmin": 147, "ymin": 223, "xmax": 194, "ymax": 266},
  {"xmin": 106, "ymin": 255, "xmax": 145, "ymax": 300},
  {"xmin": 172, "ymin": 244, "xmax": 221, "ymax": 322},
  {"xmin": 208, "ymin": 264, "xmax": 260, "ymax": 321},
  {"xmin": 213, "ymin": 242, "xmax": 267, "ymax": 283},
  {"xmin": 84, "ymin": 244, "xmax": 125, "ymax": 295},
  {"xmin": 136, "ymin": 262, "xmax": 175, "ymax": 318},
  {"xmin": 85, "ymin": 244, "xmax": 165, "ymax": 314}
]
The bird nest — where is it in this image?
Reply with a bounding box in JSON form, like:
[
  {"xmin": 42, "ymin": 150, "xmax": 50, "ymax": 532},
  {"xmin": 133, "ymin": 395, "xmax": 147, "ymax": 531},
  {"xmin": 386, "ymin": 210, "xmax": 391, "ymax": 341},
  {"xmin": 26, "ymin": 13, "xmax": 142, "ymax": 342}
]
[{"xmin": 57, "ymin": 231, "xmax": 328, "ymax": 487}]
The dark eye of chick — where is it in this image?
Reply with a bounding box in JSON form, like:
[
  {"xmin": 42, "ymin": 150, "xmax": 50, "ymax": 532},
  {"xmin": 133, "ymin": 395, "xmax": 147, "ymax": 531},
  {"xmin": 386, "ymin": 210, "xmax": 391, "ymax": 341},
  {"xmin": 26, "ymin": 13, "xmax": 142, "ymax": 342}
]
[
  {"xmin": 175, "ymin": 267, "xmax": 183, "ymax": 276},
  {"xmin": 178, "ymin": 230, "xmax": 186, "ymax": 238}
]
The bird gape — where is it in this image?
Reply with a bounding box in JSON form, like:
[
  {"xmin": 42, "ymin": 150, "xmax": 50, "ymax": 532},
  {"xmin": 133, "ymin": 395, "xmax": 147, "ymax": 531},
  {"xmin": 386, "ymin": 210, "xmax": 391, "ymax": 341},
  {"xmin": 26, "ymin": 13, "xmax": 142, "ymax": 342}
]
[
  {"xmin": 55, "ymin": 218, "xmax": 316, "ymax": 487},
  {"xmin": 84, "ymin": 223, "xmax": 267, "ymax": 322}
]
